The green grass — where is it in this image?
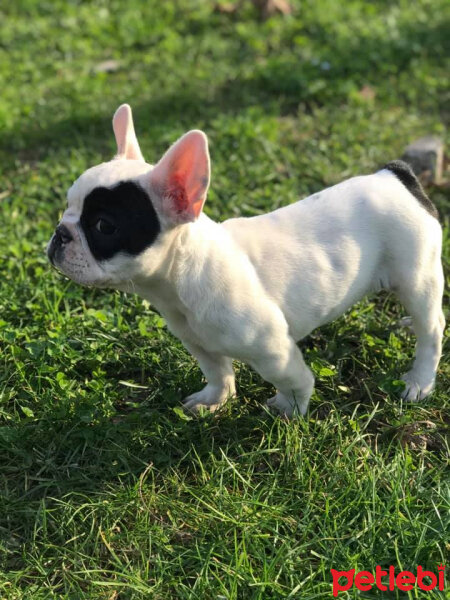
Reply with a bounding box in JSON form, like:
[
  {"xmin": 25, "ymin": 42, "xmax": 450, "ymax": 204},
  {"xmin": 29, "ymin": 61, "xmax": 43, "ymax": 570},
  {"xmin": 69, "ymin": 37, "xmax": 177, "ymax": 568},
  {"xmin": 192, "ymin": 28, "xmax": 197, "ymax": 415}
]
[{"xmin": 0, "ymin": 1, "xmax": 449, "ymax": 598}]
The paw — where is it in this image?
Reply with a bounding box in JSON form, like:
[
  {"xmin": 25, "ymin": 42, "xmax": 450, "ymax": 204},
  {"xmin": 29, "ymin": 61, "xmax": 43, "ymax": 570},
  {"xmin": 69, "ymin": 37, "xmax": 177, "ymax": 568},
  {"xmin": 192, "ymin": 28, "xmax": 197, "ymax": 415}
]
[
  {"xmin": 266, "ymin": 391, "xmax": 310, "ymax": 418},
  {"xmin": 401, "ymin": 371, "xmax": 435, "ymax": 402},
  {"xmin": 183, "ymin": 383, "xmax": 235, "ymax": 414}
]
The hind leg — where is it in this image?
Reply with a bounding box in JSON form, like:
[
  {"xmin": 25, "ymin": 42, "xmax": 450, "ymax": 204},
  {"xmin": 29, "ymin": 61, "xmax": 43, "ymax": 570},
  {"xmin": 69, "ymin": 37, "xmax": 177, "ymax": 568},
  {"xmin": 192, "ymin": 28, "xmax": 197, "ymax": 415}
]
[{"xmin": 397, "ymin": 268, "xmax": 445, "ymax": 401}]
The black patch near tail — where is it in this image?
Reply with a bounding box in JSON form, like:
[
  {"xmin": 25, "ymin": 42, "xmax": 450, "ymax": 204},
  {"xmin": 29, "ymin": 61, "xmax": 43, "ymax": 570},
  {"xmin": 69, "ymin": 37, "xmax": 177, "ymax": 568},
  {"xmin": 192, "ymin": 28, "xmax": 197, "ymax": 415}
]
[{"xmin": 383, "ymin": 160, "xmax": 438, "ymax": 219}]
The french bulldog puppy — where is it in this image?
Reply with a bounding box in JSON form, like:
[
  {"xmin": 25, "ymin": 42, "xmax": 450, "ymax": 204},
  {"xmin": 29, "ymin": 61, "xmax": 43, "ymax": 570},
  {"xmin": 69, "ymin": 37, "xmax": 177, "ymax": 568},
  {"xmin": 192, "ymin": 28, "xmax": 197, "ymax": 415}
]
[{"xmin": 47, "ymin": 104, "xmax": 445, "ymax": 417}]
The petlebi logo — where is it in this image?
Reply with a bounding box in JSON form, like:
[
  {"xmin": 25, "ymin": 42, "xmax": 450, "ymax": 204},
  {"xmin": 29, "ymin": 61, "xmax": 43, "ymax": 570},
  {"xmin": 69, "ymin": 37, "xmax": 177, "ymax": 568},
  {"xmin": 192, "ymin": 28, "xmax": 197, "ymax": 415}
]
[{"xmin": 331, "ymin": 565, "xmax": 445, "ymax": 596}]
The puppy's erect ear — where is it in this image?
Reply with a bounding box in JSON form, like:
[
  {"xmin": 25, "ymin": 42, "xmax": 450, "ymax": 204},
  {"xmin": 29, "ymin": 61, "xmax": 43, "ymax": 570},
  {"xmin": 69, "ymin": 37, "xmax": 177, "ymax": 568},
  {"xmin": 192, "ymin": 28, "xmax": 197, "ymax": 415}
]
[
  {"xmin": 149, "ymin": 130, "xmax": 210, "ymax": 223},
  {"xmin": 112, "ymin": 104, "xmax": 144, "ymax": 161}
]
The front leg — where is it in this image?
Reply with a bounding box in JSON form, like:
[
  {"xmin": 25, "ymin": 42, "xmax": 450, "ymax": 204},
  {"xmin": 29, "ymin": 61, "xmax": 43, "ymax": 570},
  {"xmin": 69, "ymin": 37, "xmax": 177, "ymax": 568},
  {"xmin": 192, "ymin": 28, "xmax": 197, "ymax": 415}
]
[
  {"xmin": 250, "ymin": 336, "xmax": 314, "ymax": 418},
  {"xmin": 162, "ymin": 309, "xmax": 236, "ymax": 412},
  {"xmin": 182, "ymin": 341, "xmax": 236, "ymax": 413}
]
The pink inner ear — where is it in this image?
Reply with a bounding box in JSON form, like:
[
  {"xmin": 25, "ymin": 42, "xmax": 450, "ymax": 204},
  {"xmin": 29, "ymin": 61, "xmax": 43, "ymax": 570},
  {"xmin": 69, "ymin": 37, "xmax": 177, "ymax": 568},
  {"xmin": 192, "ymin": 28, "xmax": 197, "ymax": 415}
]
[
  {"xmin": 113, "ymin": 108, "xmax": 128, "ymax": 156},
  {"xmin": 167, "ymin": 173, "xmax": 189, "ymax": 213},
  {"xmin": 150, "ymin": 129, "xmax": 210, "ymax": 222}
]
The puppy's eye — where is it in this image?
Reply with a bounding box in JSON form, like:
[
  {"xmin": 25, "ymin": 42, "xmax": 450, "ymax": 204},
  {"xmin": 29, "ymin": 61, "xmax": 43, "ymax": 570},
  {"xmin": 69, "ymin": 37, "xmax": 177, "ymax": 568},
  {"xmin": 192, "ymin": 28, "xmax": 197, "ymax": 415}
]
[{"xmin": 95, "ymin": 218, "xmax": 117, "ymax": 235}]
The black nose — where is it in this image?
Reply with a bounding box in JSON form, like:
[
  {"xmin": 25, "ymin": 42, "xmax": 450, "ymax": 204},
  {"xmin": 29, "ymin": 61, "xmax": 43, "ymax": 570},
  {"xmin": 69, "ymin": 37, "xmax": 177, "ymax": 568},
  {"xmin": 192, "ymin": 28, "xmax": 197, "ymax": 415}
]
[
  {"xmin": 55, "ymin": 224, "xmax": 73, "ymax": 245},
  {"xmin": 48, "ymin": 224, "xmax": 73, "ymax": 264}
]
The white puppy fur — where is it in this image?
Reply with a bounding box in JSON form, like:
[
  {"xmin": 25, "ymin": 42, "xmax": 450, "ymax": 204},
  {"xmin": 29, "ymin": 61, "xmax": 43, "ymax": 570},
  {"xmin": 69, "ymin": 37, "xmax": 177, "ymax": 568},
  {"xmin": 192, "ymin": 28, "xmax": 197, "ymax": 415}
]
[{"xmin": 48, "ymin": 104, "xmax": 445, "ymax": 417}]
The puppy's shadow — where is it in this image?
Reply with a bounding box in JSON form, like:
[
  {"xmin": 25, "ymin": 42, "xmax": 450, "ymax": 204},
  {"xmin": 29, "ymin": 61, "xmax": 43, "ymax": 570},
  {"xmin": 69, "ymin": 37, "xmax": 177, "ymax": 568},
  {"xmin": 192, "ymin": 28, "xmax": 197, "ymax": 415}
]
[{"xmin": 0, "ymin": 387, "xmax": 275, "ymax": 549}]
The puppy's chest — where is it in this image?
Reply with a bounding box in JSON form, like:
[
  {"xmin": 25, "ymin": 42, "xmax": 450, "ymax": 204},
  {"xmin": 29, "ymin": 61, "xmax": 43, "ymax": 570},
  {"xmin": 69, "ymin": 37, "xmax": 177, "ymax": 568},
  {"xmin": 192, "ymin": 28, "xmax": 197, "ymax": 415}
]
[
  {"xmin": 138, "ymin": 284, "xmax": 226, "ymax": 349},
  {"xmin": 164, "ymin": 304, "xmax": 231, "ymax": 350}
]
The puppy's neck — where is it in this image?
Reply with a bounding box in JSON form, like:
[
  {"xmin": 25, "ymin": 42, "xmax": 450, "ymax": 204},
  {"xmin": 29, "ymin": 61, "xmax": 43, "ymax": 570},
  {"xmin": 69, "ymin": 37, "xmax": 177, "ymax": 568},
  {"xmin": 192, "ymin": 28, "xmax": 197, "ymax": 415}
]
[{"xmin": 126, "ymin": 214, "xmax": 239, "ymax": 312}]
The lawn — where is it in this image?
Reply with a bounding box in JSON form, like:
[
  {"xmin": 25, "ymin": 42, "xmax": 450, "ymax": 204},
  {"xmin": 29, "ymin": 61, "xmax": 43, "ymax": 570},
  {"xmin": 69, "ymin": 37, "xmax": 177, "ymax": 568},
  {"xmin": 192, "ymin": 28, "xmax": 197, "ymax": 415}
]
[{"xmin": 0, "ymin": 1, "xmax": 448, "ymax": 598}]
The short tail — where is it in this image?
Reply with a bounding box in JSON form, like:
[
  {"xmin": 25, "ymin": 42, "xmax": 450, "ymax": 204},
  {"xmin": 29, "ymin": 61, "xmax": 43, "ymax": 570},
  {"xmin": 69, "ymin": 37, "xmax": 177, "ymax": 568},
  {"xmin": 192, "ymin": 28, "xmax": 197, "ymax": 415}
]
[{"xmin": 381, "ymin": 160, "xmax": 439, "ymax": 220}]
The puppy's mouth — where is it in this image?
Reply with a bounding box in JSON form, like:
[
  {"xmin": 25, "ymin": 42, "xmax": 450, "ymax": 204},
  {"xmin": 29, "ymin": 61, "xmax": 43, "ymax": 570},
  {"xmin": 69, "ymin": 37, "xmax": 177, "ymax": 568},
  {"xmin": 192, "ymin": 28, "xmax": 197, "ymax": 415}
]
[
  {"xmin": 47, "ymin": 226, "xmax": 113, "ymax": 288},
  {"xmin": 48, "ymin": 250, "xmax": 111, "ymax": 289}
]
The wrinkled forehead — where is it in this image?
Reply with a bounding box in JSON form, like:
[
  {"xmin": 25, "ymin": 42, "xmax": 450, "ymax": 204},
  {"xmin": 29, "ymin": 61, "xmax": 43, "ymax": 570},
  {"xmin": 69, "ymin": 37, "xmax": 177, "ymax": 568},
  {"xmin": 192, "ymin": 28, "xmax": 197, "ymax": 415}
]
[{"xmin": 67, "ymin": 158, "xmax": 153, "ymax": 215}]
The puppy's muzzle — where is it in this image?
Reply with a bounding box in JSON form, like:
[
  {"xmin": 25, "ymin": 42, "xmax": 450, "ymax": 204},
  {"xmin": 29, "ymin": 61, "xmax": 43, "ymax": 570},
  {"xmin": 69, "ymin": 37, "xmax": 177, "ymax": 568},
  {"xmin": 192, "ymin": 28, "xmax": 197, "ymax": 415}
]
[{"xmin": 47, "ymin": 224, "xmax": 73, "ymax": 265}]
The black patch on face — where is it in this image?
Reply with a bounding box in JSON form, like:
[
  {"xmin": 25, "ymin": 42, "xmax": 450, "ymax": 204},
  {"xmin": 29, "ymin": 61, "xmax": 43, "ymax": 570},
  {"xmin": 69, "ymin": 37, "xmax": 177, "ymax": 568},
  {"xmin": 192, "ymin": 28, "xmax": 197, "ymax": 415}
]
[
  {"xmin": 80, "ymin": 181, "xmax": 161, "ymax": 261},
  {"xmin": 383, "ymin": 160, "xmax": 439, "ymax": 220}
]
